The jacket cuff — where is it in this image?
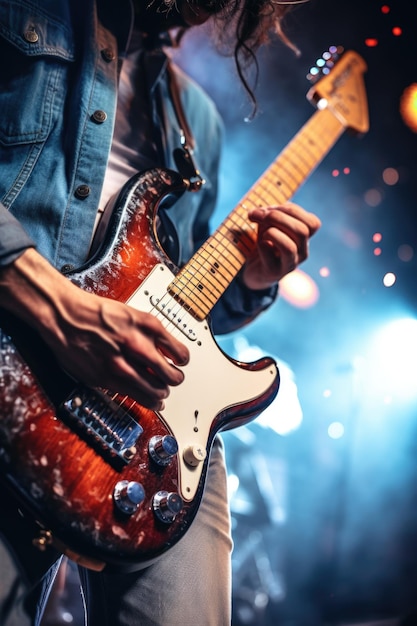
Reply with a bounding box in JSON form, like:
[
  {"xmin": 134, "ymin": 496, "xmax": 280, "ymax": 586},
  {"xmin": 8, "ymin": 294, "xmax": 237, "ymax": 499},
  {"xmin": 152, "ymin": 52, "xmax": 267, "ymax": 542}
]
[
  {"xmin": 0, "ymin": 204, "xmax": 36, "ymax": 267},
  {"xmin": 211, "ymin": 270, "xmax": 278, "ymax": 335}
]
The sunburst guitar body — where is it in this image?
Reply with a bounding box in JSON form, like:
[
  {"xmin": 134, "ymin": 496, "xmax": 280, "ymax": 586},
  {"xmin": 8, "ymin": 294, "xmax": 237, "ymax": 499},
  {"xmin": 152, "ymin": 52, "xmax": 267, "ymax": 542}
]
[{"xmin": 0, "ymin": 49, "xmax": 368, "ymax": 570}]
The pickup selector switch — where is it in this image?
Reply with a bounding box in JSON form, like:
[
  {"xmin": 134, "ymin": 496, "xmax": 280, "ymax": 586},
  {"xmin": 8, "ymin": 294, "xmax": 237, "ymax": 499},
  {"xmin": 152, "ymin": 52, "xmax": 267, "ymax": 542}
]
[
  {"xmin": 153, "ymin": 491, "xmax": 183, "ymax": 524},
  {"xmin": 148, "ymin": 435, "xmax": 178, "ymax": 466},
  {"xmin": 113, "ymin": 480, "xmax": 145, "ymax": 515},
  {"xmin": 183, "ymin": 444, "xmax": 207, "ymax": 467}
]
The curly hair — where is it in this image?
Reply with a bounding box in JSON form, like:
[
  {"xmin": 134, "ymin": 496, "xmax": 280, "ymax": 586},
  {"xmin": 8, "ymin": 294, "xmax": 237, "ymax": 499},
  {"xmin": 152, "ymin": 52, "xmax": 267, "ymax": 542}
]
[
  {"xmin": 139, "ymin": 1, "xmax": 308, "ymax": 114},
  {"xmin": 208, "ymin": 0, "xmax": 306, "ymax": 114},
  {"xmin": 174, "ymin": 0, "xmax": 308, "ymax": 116}
]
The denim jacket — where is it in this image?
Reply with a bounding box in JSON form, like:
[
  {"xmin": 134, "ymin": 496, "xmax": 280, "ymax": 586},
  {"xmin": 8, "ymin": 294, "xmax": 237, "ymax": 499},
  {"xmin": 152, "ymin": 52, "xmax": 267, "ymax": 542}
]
[{"xmin": 0, "ymin": 0, "xmax": 277, "ymax": 333}]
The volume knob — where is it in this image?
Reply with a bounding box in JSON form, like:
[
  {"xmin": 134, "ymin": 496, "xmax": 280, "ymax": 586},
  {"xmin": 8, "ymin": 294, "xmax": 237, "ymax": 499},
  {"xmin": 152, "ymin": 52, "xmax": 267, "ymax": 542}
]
[
  {"xmin": 148, "ymin": 435, "xmax": 178, "ymax": 466},
  {"xmin": 153, "ymin": 491, "xmax": 183, "ymax": 524},
  {"xmin": 113, "ymin": 480, "xmax": 145, "ymax": 515}
]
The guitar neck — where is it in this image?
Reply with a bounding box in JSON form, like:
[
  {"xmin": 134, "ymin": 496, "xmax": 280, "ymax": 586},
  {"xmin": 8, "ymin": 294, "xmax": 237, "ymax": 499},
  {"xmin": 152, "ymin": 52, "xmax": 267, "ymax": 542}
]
[{"xmin": 169, "ymin": 106, "xmax": 345, "ymax": 319}]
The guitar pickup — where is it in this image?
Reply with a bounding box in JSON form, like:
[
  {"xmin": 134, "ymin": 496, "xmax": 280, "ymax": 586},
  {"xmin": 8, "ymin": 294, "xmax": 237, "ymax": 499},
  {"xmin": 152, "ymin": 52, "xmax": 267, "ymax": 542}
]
[
  {"xmin": 60, "ymin": 387, "xmax": 143, "ymax": 465},
  {"xmin": 150, "ymin": 295, "xmax": 197, "ymax": 341}
]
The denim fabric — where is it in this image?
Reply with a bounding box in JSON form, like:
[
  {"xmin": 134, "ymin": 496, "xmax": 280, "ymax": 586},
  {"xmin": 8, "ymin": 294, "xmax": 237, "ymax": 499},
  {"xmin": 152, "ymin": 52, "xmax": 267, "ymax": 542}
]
[
  {"xmin": 0, "ymin": 2, "xmax": 276, "ymax": 624},
  {"xmin": 0, "ymin": 0, "xmax": 276, "ymax": 331},
  {"xmin": 0, "ymin": 0, "xmax": 120, "ymax": 269},
  {"xmin": 76, "ymin": 439, "xmax": 233, "ymax": 626},
  {"xmin": 0, "ymin": 440, "xmax": 231, "ymax": 626}
]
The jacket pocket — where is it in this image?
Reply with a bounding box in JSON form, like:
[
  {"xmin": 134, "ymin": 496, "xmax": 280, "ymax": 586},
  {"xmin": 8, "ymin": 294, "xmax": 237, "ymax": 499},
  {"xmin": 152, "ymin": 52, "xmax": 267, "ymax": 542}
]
[{"xmin": 0, "ymin": 0, "xmax": 75, "ymax": 146}]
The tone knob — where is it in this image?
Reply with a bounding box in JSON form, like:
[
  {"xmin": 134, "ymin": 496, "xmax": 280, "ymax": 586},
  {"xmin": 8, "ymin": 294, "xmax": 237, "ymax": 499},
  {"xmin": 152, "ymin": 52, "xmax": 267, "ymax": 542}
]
[
  {"xmin": 153, "ymin": 491, "xmax": 183, "ymax": 524},
  {"xmin": 183, "ymin": 444, "xmax": 207, "ymax": 467},
  {"xmin": 113, "ymin": 480, "xmax": 145, "ymax": 515},
  {"xmin": 148, "ymin": 435, "xmax": 178, "ymax": 466}
]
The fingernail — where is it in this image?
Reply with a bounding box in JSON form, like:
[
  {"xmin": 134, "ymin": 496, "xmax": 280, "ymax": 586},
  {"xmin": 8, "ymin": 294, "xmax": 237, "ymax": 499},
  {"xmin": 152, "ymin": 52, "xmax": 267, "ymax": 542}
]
[{"xmin": 250, "ymin": 208, "xmax": 266, "ymax": 219}]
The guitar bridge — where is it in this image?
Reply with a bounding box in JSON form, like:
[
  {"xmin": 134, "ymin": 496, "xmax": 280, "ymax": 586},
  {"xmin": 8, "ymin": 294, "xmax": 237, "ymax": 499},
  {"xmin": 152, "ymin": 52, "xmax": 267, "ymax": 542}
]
[{"xmin": 60, "ymin": 387, "xmax": 143, "ymax": 466}]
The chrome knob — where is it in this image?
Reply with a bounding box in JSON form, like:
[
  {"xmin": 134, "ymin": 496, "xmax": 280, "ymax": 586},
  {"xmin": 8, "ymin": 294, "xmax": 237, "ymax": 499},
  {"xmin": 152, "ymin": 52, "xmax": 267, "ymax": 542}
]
[
  {"xmin": 113, "ymin": 480, "xmax": 145, "ymax": 515},
  {"xmin": 153, "ymin": 491, "xmax": 183, "ymax": 524},
  {"xmin": 148, "ymin": 435, "xmax": 178, "ymax": 466}
]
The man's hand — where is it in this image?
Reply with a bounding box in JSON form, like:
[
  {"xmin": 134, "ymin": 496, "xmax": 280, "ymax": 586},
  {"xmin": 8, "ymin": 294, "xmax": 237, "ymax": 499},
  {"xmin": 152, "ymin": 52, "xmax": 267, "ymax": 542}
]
[
  {"xmin": 243, "ymin": 202, "xmax": 321, "ymax": 291},
  {"xmin": 0, "ymin": 249, "xmax": 189, "ymax": 410}
]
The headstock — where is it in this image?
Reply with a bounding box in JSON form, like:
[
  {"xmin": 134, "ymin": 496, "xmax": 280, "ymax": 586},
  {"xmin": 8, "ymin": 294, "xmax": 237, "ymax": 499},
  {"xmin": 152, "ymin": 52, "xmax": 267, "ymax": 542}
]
[{"xmin": 307, "ymin": 46, "xmax": 369, "ymax": 135}]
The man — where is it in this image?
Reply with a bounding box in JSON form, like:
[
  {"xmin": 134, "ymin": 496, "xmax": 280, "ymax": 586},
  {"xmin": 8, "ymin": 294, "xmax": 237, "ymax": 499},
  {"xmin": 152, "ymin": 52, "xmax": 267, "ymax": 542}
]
[{"xmin": 0, "ymin": 1, "xmax": 320, "ymax": 624}]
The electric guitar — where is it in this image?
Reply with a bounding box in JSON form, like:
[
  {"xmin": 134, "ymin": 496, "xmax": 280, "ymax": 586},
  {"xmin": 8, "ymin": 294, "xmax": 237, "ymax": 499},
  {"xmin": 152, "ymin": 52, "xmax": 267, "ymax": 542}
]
[{"xmin": 0, "ymin": 49, "xmax": 368, "ymax": 571}]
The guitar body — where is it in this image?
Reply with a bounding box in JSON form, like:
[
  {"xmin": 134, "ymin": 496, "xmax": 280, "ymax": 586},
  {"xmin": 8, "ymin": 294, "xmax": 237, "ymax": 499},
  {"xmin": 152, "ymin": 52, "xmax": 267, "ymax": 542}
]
[
  {"xmin": 0, "ymin": 168, "xmax": 279, "ymax": 570},
  {"xmin": 0, "ymin": 49, "xmax": 369, "ymax": 569}
]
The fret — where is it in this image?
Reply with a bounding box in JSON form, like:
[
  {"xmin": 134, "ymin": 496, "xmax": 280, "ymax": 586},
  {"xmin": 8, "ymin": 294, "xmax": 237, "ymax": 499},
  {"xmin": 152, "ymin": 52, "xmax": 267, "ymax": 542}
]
[{"xmin": 169, "ymin": 70, "xmax": 363, "ymax": 319}]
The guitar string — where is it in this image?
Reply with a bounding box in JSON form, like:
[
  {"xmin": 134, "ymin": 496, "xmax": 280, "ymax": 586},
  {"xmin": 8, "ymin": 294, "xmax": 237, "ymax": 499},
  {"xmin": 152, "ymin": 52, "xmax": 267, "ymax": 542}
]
[
  {"xmin": 120, "ymin": 108, "xmax": 343, "ymax": 342},
  {"xmin": 171, "ymin": 200, "xmax": 261, "ymax": 312},
  {"xmin": 106, "ymin": 106, "xmax": 345, "ymax": 428},
  {"xmin": 174, "ymin": 108, "xmax": 346, "ymax": 321}
]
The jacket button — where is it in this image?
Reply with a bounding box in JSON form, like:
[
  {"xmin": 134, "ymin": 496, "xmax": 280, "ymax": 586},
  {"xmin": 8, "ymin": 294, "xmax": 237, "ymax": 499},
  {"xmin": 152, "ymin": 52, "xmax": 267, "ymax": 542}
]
[
  {"xmin": 101, "ymin": 47, "xmax": 115, "ymax": 62},
  {"xmin": 91, "ymin": 110, "xmax": 107, "ymax": 124},
  {"xmin": 60, "ymin": 264, "xmax": 75, "ymax": 274},
  {"xmin": 75, "ymin": 184, "xmax": 91, "ymax": 199},
  {"xmin": 24, "ymin": 29, "xmax": 39, "ymax": 43}
]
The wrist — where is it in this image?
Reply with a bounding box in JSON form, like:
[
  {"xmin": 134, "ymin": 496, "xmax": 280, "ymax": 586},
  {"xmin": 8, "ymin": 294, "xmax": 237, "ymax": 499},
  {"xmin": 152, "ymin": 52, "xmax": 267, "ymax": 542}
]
[
  {"xmin": 0, "ymin": 248, "xmax": 74, "ymax": 333},
  {"xmin": 241, "ymin": 266, "xmax": 278, "ymax": 292}
]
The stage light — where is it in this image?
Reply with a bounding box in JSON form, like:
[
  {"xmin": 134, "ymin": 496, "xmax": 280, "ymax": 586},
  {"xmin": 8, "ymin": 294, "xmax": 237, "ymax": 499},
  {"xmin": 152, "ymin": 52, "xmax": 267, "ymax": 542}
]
[
  {"xmin": 382, "ymin": 167, "xmax": 399, "ymax": 185},
  {"xmin": 234, "ymin": 338, "xmax": 303, "ymax": 436},
  {"xmin": 400, "ymin": 83, "xmax": 417, "ymax": 133},
  {"xmin": 227, "ymin": 473, "xmax": 240, "ymax": 497},
  {"xmin": 364, "ymin": 188, "xmax": 383, "ymax": 207},
  {"xmin": 368, "ymin": 318, "xmax": 417, "ymax": 403},
  {"xmin": 328, "ymin": 422, "xmax": 345, "ymax": 439},
  {"xmin": 398, "ymin": 244, "xmax": 414, "ymax": 262},
  {"xmin": 278, "ymin": 268, "xmax": 319, "ymax": 308},
  {"xmin": 383, "ymin": 272, "xmax": 396, "ymax": 287}
]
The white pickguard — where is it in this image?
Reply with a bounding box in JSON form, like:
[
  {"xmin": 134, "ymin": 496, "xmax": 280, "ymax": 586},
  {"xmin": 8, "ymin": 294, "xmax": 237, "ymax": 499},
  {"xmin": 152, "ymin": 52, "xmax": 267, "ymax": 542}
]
[{"xmin": 127, "ymin": 264, "xmax": 277, "ymax": 501}]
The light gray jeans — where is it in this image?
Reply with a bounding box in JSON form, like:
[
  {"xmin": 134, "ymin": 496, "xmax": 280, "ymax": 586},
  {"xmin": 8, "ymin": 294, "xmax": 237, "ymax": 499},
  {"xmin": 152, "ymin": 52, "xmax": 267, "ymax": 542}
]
[
  {"xmin": 0, "ymin": 438, "xmax": 232, "ymax": 626},
  {"xmin": 78, "ymin": 438, "xmax": 232, "ymax": 626}
]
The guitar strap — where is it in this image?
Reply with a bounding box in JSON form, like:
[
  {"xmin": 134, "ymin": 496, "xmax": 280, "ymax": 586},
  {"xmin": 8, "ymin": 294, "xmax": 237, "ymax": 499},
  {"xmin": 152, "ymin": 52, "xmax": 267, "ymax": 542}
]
[{"xmin": 166, "ymin": 61, "xmax": 205, "ymax": 192}]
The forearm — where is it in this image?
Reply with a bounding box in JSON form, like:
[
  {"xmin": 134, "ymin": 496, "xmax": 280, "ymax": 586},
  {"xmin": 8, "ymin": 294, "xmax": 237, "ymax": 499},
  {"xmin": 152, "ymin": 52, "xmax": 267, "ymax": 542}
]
[
  {"xmin": 0, "ymin": 248, "xmax": 78, "ymax": 337},
  {"xmin": 0, "ymin": 247, "xmax": 188, "ymax": 409}
]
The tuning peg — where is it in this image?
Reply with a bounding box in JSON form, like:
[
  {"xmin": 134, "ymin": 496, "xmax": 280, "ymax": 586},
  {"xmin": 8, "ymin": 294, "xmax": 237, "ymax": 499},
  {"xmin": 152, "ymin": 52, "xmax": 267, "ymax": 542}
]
[{"xmin": 306, "ymin": 45, "xmax": 345, "ymax": 83}]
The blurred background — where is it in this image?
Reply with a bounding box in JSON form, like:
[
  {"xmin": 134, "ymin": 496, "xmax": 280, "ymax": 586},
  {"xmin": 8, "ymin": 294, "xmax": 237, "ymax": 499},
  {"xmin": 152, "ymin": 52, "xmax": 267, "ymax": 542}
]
[
  {"xmin": 39, "ymin": 1, "xmax": 416, "ymax": 625},
  {"xmin": 174, "ymin": 0, "xmax": 417, "ymax": 624}
]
